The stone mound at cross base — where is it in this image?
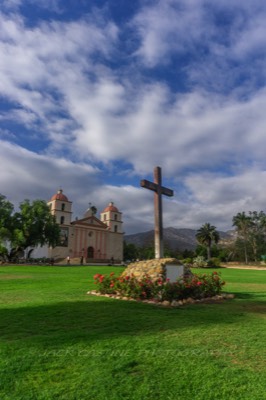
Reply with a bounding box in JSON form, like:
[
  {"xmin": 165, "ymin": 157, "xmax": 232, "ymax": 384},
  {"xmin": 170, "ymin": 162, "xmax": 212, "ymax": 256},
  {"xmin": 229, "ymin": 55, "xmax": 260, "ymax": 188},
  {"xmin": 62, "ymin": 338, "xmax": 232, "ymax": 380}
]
[{"xmin": 120, "ymin": 258, "xmax": 191, "ymax": 282}]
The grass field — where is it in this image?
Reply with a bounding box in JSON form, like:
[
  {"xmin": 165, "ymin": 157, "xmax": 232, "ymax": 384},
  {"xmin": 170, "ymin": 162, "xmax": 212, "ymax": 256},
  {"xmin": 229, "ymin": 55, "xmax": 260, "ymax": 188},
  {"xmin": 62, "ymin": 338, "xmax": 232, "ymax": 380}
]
[{"xmin": 0, "ymin": 265, "xmax": 265, "ymax": 400}]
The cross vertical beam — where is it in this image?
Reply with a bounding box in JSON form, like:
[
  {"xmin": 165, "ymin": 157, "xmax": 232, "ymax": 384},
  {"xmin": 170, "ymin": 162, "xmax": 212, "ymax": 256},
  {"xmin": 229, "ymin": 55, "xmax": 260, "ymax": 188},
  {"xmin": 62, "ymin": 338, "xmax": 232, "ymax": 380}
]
[
  {"xmin": 140, "ymin": 166, "xmax": 174, "ymax": 259},
  {"xmin": 154, "ymin": 166, "xmax": 163, "ymax": 259}
]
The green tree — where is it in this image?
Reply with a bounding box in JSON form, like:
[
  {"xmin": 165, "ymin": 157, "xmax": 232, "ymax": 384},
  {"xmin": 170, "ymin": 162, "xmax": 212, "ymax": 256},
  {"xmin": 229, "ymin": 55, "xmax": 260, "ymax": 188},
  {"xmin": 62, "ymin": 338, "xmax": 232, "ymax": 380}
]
[
  {"xmin": 232, "ymin": 212, "xmax": 252, "ymax": 264},
  {"xmin": 123, "ymin": 242, "xmax": 139, "ymax": 261},
  {"xmin": 0, "ymin": 195, "xmax": 14, "ymax": 259},
  {"xmin": 0, "ymin": 195, "xmax": 60, "ymax": 260},
  {"xmin": 247, "ymin": 211, "xmax": 266, "ymax": 262},
  {"xmin": 138, "ymin": 245, "xmax": 155, "ymax": 260},
  {"xmin": 233, "ymin": 211, "xmax": 266, "ymax": 263},
  {"xmin": 196, "ymin": 223, "xmax": 220, "ymax": 260},
  {"xmin": 182, "ymin": 249, "xmax": 196, "ymax": 259},
  {"xmin": 13, "ymin": 199, "xmax": 60, "ymax": 257},
  {"xmin": 0, "ymin": 194, "xmax": 14, "ymax": 243}
]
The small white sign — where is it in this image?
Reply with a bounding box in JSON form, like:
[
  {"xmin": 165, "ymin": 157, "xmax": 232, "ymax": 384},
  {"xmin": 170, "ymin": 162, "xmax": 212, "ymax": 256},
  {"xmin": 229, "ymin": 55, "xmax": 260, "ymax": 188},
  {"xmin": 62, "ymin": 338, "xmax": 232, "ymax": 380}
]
[{"xmin": 166, "ymin": 264, "xmax": 184, "ymax": 282}]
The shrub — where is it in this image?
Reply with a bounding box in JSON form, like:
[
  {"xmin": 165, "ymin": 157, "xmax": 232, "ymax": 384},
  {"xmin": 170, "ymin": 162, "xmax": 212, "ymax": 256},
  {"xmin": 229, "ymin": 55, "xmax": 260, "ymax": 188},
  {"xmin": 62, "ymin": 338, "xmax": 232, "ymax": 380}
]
[
  {"xmin": 193, "ymin": 256, "xmax": 207, "ymax": 268},
  {"xmin": 93, "ymin": 272, "xmax": 226, "ymax": 302},
  {"xmin": 206, "ymin": 257, "xmax": 221, "ymax": 268},
  {"xmin": 181, "ymin": 258, "xmax": 193, "ymax": 265}
]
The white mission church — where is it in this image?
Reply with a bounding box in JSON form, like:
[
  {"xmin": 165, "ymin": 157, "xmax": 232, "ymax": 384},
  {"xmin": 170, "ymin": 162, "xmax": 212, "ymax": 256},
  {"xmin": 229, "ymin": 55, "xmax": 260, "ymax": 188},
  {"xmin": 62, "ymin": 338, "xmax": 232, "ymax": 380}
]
[{"xmin": 45, "ymin": 189, "xmax": 124, "ymax": 263}]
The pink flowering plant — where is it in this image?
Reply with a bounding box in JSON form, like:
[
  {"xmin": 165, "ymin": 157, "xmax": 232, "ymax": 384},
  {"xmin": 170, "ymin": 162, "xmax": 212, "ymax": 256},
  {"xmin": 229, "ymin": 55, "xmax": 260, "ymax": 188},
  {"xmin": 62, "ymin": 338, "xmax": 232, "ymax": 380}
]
[
  {"xmin": 93, "ymin": 273, "xmax": 158, "ymax": 299},
  {"xmin": 93, "ymin": 271, "xmax": 225, "ymax": 302}
]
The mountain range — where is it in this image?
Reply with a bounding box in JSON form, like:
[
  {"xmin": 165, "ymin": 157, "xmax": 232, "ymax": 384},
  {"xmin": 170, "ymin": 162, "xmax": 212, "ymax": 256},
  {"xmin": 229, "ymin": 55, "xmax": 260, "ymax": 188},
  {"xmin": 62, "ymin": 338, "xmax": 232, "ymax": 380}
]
[{"xmin": 124, "ymin": 227, "xmax": 235, "ymax": 251}]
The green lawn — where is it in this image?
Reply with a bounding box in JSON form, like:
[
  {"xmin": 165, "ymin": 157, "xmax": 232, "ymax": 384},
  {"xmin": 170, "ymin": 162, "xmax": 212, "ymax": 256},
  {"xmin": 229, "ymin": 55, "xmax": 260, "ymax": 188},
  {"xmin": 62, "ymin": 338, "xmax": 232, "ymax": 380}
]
[{"xmin": 0, "ymin": 265, "xmax": 265, "ymax": 400}]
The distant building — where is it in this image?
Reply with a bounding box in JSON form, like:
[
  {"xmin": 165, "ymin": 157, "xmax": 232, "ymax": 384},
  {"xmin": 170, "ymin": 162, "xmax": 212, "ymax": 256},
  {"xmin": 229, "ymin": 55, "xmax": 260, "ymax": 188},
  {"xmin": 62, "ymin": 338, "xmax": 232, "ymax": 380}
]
[{"xmin": 47, "ymin": 189, "xmax": 123, "ymax": 263}]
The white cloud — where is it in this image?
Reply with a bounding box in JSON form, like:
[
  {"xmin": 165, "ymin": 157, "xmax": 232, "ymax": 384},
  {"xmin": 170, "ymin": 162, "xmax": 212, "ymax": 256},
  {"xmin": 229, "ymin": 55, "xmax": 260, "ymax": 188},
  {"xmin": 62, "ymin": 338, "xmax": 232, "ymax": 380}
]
[
  {"xmin": 2, "ymin": 5, "xmax": 266, "ymax": 177},
  {"xmin": 132, "ymin": 0, "xmax": 207, "ymax": 67},
  {"xmin": 2, "ymin": 137, "xmax": 266, "ymax": 234},
  {"xmin": 0, "ymin": 11, "xmax": 119, "ymax": 148},
  {"xmin": 1, "ymin": 2, "xmax": 266, "ymax": 235},
  {"xmin": 0, "ymin": 139, "xmax": 100, "ymax": 209},
  {"xmin": 179, "ymin": 167, "xmax": 266, "ymax": 230},
  {"xmin": 0, "ymin": 140, "xmax": 155, "ymax": 234},
  {"xmin": 2, "ymin": 0, "xmax": 61, "ymax": 12}
]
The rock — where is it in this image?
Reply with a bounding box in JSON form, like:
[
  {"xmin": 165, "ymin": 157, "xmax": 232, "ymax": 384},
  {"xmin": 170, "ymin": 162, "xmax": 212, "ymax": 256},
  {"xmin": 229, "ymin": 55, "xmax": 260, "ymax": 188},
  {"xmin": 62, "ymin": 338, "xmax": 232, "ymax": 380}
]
[
  {"xmin": 225, "ymin": 293, "xmax": 235, "ymax": 299},
  {"xmin": 161, "ymin": 300, "xmax": 171, "ymax": 307},
  {"xmin": 120, "ymin": 258, "xmax": 184, "ymax": 283},
  {"xmin": 213, "ymin": 295, "xmax": 223, "ymax": 300},
  {"xmin": 147, "ymin": 300, "xmax": 157, "ymax": 305},
  {"xmin": 171, "ymin": 300, "xmax": 180, "ymax": 307},
  {"xmin": 186, "ymin": 297, "xmax": 194, "ymax": 304}
]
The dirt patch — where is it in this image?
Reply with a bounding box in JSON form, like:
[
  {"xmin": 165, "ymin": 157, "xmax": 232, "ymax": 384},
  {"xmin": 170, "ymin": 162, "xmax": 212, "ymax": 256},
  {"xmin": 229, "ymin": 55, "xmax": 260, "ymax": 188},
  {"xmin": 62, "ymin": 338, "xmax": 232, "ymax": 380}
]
[
  {"xmin": 0, "ymin": 274, "xmax": 33, "ymax": 280},
  {"xmin": 244, "ymin": 304, "xmax": 266, "ymax": 315},
  {"xmin": 222, "ymin": 264, "xmax": 266, "ymax": 270}
]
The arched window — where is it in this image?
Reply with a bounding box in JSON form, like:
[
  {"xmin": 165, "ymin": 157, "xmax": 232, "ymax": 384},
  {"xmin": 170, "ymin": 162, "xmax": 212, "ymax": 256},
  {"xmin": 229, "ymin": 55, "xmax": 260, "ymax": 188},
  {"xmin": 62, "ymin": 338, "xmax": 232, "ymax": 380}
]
[
  {"xmin": 114, "ymin": 225, "xmax": 118, "ymax": 233},
  {"xmin": 114, "ymin": 214, "xmax": 117, "ymax": 221},
  {"xmin": 61, "ymin": 203, "xmax": 65, "ymax": 211},
  {"xmin": 60, "ymin": 216, "xmax": 65, "ymax": 224}
]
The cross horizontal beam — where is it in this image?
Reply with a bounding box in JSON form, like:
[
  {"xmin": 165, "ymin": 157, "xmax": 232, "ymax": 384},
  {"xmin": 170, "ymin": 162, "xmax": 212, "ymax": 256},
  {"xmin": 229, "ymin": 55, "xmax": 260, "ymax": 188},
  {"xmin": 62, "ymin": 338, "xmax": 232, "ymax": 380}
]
[{"xmin": 140, "ymin": 179, "xmax": 174, "ymax": 197}]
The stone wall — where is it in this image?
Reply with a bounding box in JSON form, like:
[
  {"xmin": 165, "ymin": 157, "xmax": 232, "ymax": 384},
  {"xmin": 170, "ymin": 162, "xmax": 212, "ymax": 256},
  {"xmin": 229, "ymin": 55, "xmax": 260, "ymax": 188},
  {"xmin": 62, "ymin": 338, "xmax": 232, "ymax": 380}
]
[{"xmin": 121, "ymin": 258, "xmax": 190, "ymax": 282}]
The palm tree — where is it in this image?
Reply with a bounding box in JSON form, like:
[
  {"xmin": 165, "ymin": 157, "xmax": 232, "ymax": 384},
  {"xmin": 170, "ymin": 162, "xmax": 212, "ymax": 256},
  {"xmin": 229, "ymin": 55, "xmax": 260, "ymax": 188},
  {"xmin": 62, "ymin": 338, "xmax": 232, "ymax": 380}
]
[
  {"xmin": 196, "ymin": 223, "xmax": 220, "ymax": 260},
  {"xmin": 232, "ymin": 212, "xmax": 251, "ymax": 264}
]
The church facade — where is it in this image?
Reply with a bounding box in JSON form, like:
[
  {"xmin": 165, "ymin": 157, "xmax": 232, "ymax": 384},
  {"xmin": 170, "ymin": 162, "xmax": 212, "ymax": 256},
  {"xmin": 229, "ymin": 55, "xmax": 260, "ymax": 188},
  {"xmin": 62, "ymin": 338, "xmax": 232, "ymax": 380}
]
[{"xmin": 47, "ymin": 189, "xmax": 123, "ymax": 263}]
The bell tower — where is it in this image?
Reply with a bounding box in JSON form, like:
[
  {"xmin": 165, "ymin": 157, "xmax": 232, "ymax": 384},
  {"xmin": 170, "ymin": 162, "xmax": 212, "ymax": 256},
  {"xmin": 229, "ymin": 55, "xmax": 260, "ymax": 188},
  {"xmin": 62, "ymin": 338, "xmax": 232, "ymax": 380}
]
[
  {"xmin": 47, "ymin": 189, "xmax": 72, "ymax": 226},
  {"xmin": 100, "ymin": 202, "xmax": 123, "ymax": 233}
]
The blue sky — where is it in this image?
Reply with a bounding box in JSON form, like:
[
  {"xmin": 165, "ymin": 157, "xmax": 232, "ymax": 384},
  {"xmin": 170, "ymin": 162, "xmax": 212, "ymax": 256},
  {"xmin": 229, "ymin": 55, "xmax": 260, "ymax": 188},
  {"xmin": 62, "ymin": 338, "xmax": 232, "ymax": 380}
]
[{"xmin": 1, "ymin": 0, "xmax": 266, "ymax": 234}]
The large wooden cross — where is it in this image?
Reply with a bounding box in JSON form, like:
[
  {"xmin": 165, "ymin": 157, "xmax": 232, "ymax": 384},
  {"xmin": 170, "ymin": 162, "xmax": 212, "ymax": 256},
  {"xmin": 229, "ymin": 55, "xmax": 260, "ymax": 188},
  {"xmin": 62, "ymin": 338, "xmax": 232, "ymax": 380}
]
[{"xmin": 140, "ymin": 166, "xmax": 174, "ymax": 259}]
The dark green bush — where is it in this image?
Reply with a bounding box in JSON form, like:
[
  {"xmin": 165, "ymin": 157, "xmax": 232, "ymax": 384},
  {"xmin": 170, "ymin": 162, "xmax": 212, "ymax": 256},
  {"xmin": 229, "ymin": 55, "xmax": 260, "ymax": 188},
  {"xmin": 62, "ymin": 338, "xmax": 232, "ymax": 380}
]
[{"xmin": 207, "ymin": 258, "xmax": 221, "ymax": 268}]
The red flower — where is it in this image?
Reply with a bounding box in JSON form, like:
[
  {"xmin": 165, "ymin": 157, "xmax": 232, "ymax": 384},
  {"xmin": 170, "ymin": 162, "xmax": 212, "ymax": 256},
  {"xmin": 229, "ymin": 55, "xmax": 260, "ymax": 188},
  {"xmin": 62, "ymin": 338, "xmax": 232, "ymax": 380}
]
[
  {"xmin": 110, "ymin": 283, "xmax": 114, "ymax": 288},
  {"xmin": 125, "ymin": 276, "xmax": 130, "ymax": 280},
  {"xmin": 93, "ymin": 274, "xmax": 101, "ymax": 280},
  {"xmin": 197, "ymin": 281, "xmax": 202, "ymax": 286},
  {"xmin": 110, "ymin": 272, "xmax": 115, "ymax": 276}
]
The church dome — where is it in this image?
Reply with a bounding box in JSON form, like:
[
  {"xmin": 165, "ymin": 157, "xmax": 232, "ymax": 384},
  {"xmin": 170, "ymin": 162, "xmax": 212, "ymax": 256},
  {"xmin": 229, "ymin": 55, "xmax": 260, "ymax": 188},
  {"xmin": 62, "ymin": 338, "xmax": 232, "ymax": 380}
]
[
  {"xmin": 50, "ymin": 189, "xmax": 69, "ymax": 202},
  {"xmin": 103, "ymin": 202, "xmax": 119, "ymax": 212}
]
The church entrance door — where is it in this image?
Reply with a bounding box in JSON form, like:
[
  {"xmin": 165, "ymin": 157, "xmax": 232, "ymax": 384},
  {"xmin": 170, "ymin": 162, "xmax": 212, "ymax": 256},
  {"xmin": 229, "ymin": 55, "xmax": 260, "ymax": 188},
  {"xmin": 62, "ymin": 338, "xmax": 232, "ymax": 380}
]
[{"xmin": 87, "ymin": 246, "xmax": 94, "ymax": 259}]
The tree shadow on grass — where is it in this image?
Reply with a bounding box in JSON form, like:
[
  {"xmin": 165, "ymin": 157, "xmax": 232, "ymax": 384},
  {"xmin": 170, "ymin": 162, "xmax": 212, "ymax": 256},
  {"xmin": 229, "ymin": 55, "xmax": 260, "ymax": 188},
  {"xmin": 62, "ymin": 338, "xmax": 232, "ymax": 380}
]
[
  {"xmin": 0, "ymin": 295, "xmax": 258, "ymax": 349},
  {"xmin": 234, "ymin": 291, "xmax": 266, "ymax": 299},
  {"xmin": 232, "ymin": 292, "xmax": 266, "ymax": 315},
  {"xmin": 234, "ymin": 292, "xmax": 256, "ymax": 299}
]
